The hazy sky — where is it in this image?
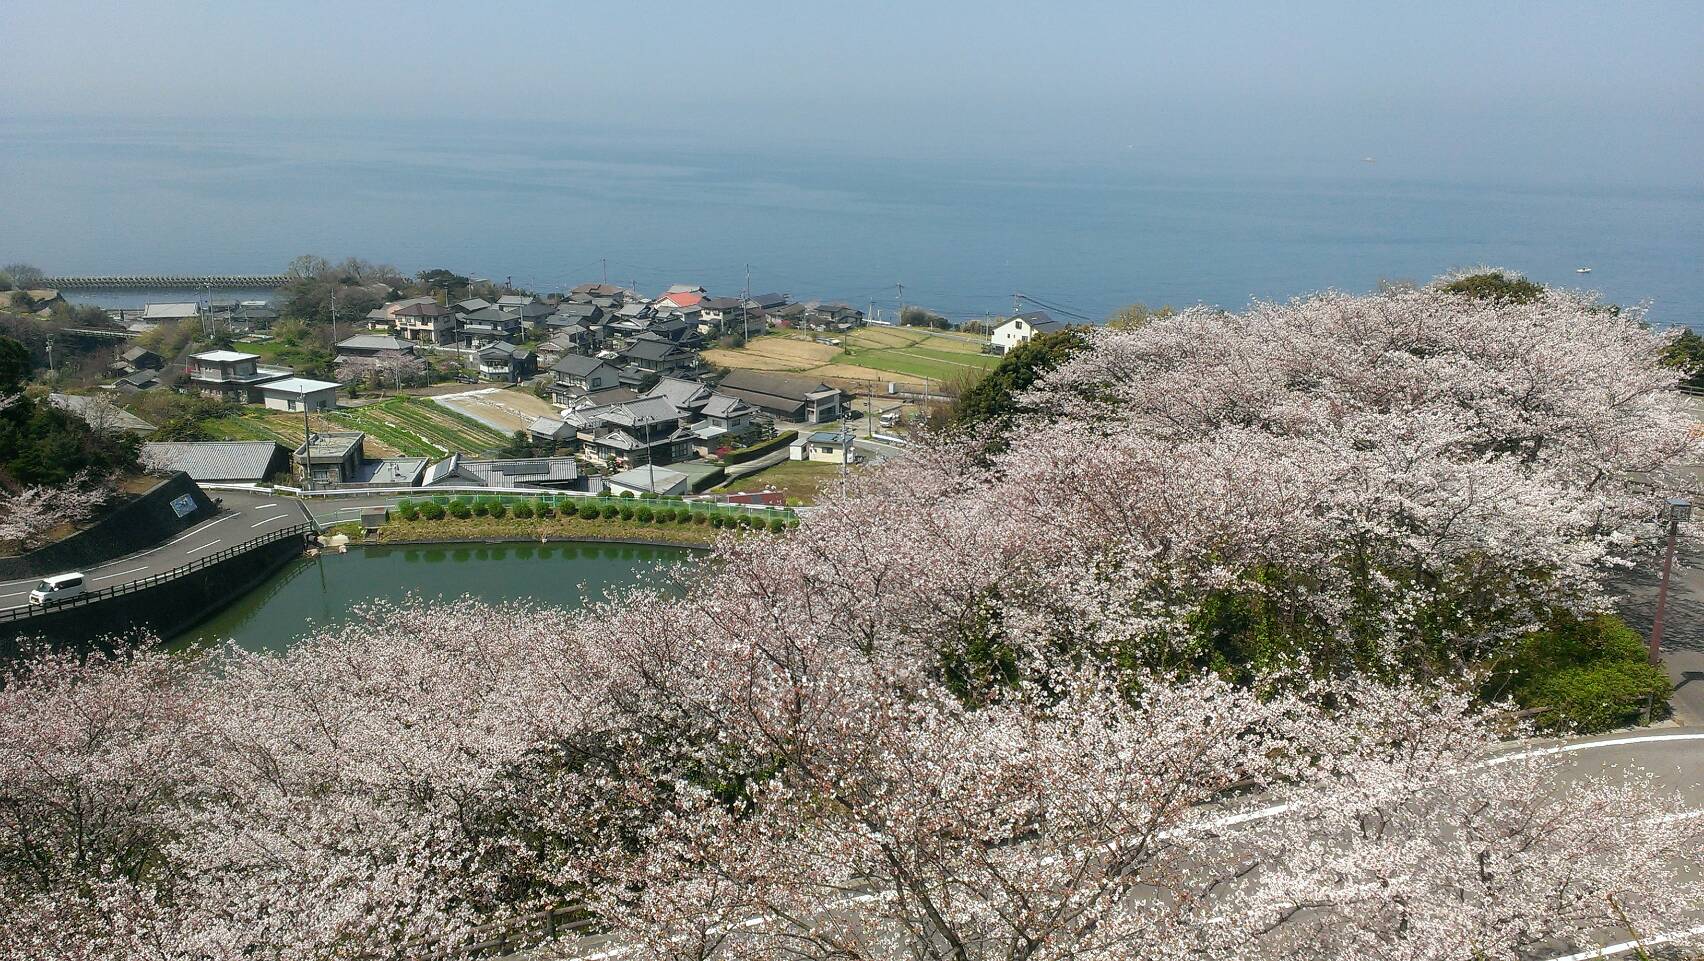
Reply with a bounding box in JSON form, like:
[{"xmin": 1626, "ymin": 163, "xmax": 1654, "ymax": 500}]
[{"xmin": 4, "ymin": 0, "xmax": 1701, "ymax": 183}]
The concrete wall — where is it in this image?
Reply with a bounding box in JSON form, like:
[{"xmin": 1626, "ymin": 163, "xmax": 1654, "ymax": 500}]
[
  {"xmin": 0, "ymin": 472, "xmax": 216, "ymax": 580},
  {"xmin": 0, "ymin": 533, "xmax": 306, "ymax": 658}
]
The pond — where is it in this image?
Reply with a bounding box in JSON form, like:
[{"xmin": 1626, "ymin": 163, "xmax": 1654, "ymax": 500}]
[{"xmin": 173, "ymin": 542, "xmax": 699, "ymax": 652}]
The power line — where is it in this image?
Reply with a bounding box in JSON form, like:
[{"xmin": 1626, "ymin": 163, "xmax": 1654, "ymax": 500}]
[{"xmin": 1012, "ymin": 290, "xmax": 1096, "ymax": 322}]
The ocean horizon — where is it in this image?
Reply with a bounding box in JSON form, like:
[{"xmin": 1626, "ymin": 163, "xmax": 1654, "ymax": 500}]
[{"xmin": 3, "ymin": 116, "xmax": 1699, "ymax": 327}]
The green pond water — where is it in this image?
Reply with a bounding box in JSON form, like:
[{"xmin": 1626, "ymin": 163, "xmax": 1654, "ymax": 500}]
[{"xmin": 174, "ymin": 542, "xmax": 697, "ymax": 652}]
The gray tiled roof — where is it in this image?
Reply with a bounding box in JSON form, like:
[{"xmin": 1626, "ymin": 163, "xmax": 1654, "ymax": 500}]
[
  {"xmin": 552, "ymin": 353, "xmax": 613, "ymax": 377},
  {"xmin": 141, "ymin": 441, "xmax": 286, "ymax": 482}
]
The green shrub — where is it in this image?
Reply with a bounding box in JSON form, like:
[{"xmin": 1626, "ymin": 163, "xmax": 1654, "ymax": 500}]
[
  {"xmin": 421, "ymin": 501, "xmax": 446, "ymax": 520},
  {"xmin": 488, "ymin": 502, "xmax": 507, "ymax": 519},
  {"xmin": 537, "ymin": 501, "xmax": 555, "ymax": 518},
  {"xmin": 1528, "ymin": 661, "xmax": 1672, "ymax": 733},
  {"xmin": 655, "ymin": 507, "xmax": 676, "ymax": 522},
  {"xmin": 636, "ymin": 506, "xmax": 655, "ymax": 523},
  {"xmin": 619, "ymin": 505, "xmax": 635, "ymax": 521},
  {"xmin": 710, "ymin": 515, "xmax": 725, "ymax": 529},
  {"xmin": 601, "ymin": 504, "xmax": 619, "ymax": 519},
  {"xmin": 767, "ymin": 517, "xmax": 785, "ymax": 533},
  {"xmin": 398, "ymin": 502, "xmax": 420, "ymax": 521},
  {"xmin": 1494, "ymin": 613, "xmax": 1672, "ymax": 733},
  {"xmin": 578, "ymin": 502, "xmax": 600, "ymax": 520},
  {"xmin": 512, "ymin": 502, "xmax": 534, "ymax": 519},
  {"xmin": 449, "ymin": 501, "xmax": 472, "ymax": 520},
  {"xmin": 693, "ymin": 512, "xmax": 708, "ymax": 525},
  {"xmin": 619, "ymin": 491, "xmax": 634, "ymax": 498},
  {"xmin": 472, "ymin": 500, "xmax": 490, "ymax": 517},
  {"xmin": 676, "ymin": 510, "xmax": 694, "ymax": 525}
]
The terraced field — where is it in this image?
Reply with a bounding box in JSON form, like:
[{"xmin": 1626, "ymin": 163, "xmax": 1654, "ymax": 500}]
[
  {"xmin": 200, "ymin": 411, "xmax": 405, "ymax": 455},
  {"xmin": 331, "ymin": 397, "xmax": 509, "ymax": 457}
]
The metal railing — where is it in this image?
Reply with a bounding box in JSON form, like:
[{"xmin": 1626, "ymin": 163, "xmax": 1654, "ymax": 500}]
[{"xmin": 0, "ymin": 524, "xmax": 314, "ymax": 624}]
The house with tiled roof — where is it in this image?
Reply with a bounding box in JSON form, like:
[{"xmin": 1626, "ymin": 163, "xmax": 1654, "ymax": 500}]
[{"xmin": 716, "ymin": 370, "xmax": 843, "ymax": 424}]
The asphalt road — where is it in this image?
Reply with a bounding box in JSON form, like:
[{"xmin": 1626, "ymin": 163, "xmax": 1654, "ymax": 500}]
[
  {"xmin": 1614, "ymin": 540, "xmax": 1704, "ymax": 725},
  {"xmin": 0, "ymin": 491, "xmax": 313, "ymax": 612}
]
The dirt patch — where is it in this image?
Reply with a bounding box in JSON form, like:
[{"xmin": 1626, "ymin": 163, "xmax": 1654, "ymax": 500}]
[
  {"xmin": 432, "ymin": 388, "xmax": 560, "ymax": 434},
  {"xmin": 702, "ymin": 349, "xmax": 809, "ymax": 371},
  {"xmin": 811, "ymin": 363, "xmax": 928, "ymax": 388}
]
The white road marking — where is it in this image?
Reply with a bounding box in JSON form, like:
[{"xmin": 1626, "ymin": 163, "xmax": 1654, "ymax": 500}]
[
  {"xmin": 1543, "ymin": 923, "xmax": 1704, "ymax": 961},
  {"xmin": 165, "ymin": 514, "xmax": 232, "ymax": 545},
  {"xmin": 185, "ymin": 540, "xmax": 222, "ymax": 556},
  {"xmin": 252, "ymin": 514, "xmax": 289, "ymax": 528},
  {"xmin": 0, "ymin": 590, "xmax": 29, "ymax": 599},
  {"xmin": 92, "ymin": 566, "xmax": 149, "ymax": 582},
  {"xmin": 574, "ymin": 737, "xmax": 1704, "ymax": 961},
  {"xmin": 1491, "ymin": 731, "xmax": 1704, "ymax": 766}
]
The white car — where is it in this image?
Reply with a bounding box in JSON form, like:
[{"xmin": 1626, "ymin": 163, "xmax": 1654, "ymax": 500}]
[{"xmin": 28, "ymin": 572, "xmax": 87, "ymax": 606}]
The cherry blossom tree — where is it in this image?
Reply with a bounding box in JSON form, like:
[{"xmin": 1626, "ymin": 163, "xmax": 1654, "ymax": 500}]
[
  {"xmin": 0, "ymin": 279, "xmax": 1698, "ymax": 960},
  {"xmin": 0, "ymin": 472, "xmax": 112, "ymax": 550},
  {"xmin": 337, "ymin": 353, "xmax": 427, "ymax": 390}
]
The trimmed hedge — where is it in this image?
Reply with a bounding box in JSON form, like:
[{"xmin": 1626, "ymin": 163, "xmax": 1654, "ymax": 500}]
[
  {"xmin": 723, "ymin": 430, "xmax": 799, "ymax": 465},
  {"xmin": 691, "ymin": 467, "xmax": 727, "ymax": 492}
]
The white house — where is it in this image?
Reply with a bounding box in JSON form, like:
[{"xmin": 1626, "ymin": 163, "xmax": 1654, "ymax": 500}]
[
  {"xmin": 257, "ymin": 377, "xmax": 341, "ymax": 412},
  {"xmin": 790, "ymin": 430, "xmax": 856, "ymax": 464},
  {"xmin": 990, "ymin": 310, "xmax": 1065, "ymax": 352}
]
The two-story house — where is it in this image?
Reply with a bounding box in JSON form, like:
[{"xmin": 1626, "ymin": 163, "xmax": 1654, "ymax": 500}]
[
  {"xmin": 548, "ymin": 354, "xmax": 622, "ymax": 404},
  {"xmin": 186, "ymin": 350, "xmax": 292, "ymax": 402},
  {"xmin": 391, "ymin": 301, "xmax": 458, "ymax": 344}
]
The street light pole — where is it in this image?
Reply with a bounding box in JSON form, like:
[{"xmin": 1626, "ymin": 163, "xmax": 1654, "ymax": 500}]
[{"xmin": 1648, "ymin": 496, "xmax": 1692, "ymax": 664}]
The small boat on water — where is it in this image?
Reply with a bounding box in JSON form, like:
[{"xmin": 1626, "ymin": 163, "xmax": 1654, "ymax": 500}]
[{"xmin": 1576, "ymin": 266, "xmax": 1593, "ymax": 273}]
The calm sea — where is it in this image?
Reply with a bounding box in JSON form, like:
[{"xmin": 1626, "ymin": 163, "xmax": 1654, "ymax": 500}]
[{"xmin": 3, "ymin": 117, "xmax": 1700, "ymax": 327}]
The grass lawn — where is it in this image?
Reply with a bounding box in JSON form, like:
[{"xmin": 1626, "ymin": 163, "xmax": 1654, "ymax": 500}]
[{"xmin": 721, "ymin": 459, "xmax": 849, "ymax": 505}]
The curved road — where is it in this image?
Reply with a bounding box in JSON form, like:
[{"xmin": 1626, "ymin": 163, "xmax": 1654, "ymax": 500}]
[
  {"xmin": 0, "ymin": 491, "xmax": 313, "ymax": 613},
  {"xmin": 535, "ymin": 728, "xmax": 1704, "ymax": 961}
]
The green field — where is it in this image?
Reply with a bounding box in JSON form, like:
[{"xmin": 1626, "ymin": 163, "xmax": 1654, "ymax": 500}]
[
  {"xmin": 331, "ymin": 398, "xmax": 509, "ymax": 457},
  {"xmin": 201, "ymin": 398, "xmax": 509, "ymax": 458},
  {"xmin": 201, "ymin": 413, "xmax": 314, "ymax": 447},
  {"xmin": 721, "ymin": 459, "xmax": 848, "ymax": 505},
  {"xmin": 838, "ymin": 328, "xmax": 1001, "ymax": 382}
]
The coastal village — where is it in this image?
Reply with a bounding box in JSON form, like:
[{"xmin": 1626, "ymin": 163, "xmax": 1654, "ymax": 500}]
[{"xmin": 10, "ymin": 272, "xmax": 1061, "ymax": 505}]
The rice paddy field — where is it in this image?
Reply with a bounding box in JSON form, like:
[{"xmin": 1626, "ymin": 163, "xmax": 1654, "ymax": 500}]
[{"xmin": 703, "ymin": 327, "xmax": 1001, "ymax": 390}]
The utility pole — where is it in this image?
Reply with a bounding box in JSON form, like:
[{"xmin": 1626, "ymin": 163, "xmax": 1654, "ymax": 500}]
[
  {"xmin": 45, "ymin": 335, "xmax": 55, "ymax": 375},
  {"xmin": 601, "ymin": 258, "xmax": 608, "ymax": 284},
  {"xmin": 330, "ymin": 288, "xmax": 339, "ymax": 346},
  {"xmin": 742, "ymin": 263, "xmax": 751, "ymax": 342},
  {"xmin": 897, "ymin": 282, "xmax": 905, "ymax": 322},
  {"xmin": 1013, "ymin": 291, "xmax": 1022, "ymax": 314},
  {"xmin": 644, "ymin": 416, "xmax": 655, "ymax": 494},
  {"xmin": 1649, "ymin": 497, "xmax": 1693, "ymax": 663},
  {"xmin": 300, "ymin": 385, "xmax": 314, "ymax": 492}
]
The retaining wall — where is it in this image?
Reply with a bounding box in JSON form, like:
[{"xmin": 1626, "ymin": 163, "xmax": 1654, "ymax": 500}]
[{"xmin": 0, "ymin": 473, "xmax": 216, "ymax": 580}]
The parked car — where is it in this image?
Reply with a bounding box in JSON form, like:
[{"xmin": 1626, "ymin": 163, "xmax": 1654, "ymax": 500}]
[
  {"xmin": 29, "ymin": 572, "xmax": 87, "ymax": 606},
  {"xmin": 880, "ymin": 410, "xmax": 903, "ymax": 427}
]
